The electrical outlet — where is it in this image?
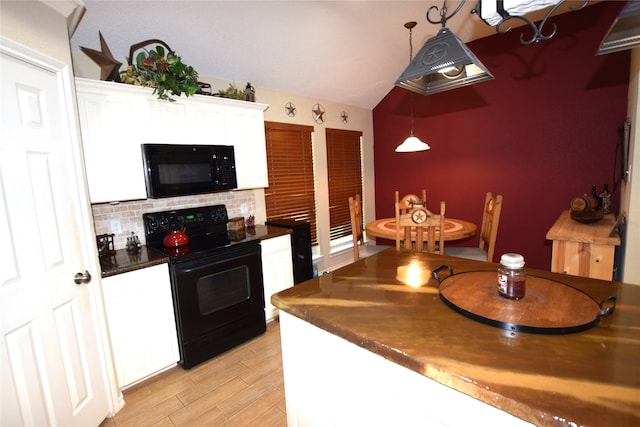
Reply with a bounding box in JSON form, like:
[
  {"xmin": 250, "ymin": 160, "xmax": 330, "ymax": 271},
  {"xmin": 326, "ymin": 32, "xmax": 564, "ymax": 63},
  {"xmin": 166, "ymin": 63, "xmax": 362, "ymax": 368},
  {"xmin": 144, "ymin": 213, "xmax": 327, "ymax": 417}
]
[
  {"xmin": 241, "ymin": 204, "xmax": 248, "ymax": 216},
  {"xmin": 110, "ymin": 220, "xmax": 122, "ymax": 234}
]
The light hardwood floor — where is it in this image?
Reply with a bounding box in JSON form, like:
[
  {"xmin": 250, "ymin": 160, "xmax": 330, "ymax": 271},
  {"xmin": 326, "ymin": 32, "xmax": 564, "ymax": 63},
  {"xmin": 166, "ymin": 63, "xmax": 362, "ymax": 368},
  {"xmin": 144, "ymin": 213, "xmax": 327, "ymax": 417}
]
[{"xmin": 99, "ymin": 320, "xmax": 286, "ymax": 427}]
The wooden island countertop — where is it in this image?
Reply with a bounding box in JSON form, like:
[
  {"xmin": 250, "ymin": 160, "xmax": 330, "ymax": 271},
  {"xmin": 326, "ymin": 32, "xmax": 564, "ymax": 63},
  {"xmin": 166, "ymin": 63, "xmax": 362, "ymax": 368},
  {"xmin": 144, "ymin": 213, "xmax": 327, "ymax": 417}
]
[{"xmin": 272, "ymin": 249, "xmax": 639, "ymax": 427}]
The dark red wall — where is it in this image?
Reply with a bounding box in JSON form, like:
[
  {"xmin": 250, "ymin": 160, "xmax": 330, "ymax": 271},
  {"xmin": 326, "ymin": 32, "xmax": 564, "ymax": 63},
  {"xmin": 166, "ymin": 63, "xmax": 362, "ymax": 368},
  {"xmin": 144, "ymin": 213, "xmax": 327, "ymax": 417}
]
[{"xmin": 373, "ymin": 1, "xmax": 630, "ymax": 270}]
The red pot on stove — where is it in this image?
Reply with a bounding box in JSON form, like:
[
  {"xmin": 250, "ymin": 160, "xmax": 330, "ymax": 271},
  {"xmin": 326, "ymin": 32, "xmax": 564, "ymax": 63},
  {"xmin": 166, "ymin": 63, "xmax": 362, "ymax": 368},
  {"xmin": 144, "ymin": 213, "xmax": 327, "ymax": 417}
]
[{"xmin": 163, "ymin": 228, "xmax": 189, "ymax": 248}]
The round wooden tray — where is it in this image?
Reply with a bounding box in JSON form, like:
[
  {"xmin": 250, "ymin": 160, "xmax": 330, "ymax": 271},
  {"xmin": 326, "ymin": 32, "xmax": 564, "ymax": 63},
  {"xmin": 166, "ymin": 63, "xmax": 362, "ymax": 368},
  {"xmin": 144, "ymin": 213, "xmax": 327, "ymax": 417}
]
[{"xmin": 434, "ymin": 269, "xmax": 614, "ymax": 334}]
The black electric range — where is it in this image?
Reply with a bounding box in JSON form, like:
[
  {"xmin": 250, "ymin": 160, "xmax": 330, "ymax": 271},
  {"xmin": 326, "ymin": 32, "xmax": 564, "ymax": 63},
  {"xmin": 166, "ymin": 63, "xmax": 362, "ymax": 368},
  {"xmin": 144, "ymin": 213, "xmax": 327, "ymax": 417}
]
[{"xmin": 143, "ymin": 204, "xmax": 266, "ymax": 369}]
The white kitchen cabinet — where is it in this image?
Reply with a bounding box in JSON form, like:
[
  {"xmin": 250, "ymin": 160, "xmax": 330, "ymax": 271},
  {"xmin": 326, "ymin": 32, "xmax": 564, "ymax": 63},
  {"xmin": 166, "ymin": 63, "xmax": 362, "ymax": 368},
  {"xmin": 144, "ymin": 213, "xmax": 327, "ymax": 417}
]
[
  {"xmin": 185, "ymin": 98, "xmax": 227, "ymax": 145},
  {"xmin": 75, "ymin": 78, "xmax": 148, "ymax": 203},
  {"xmin": 261, "ymin": 235, "xmax": 294, "ymax": 321},
  {"xmin": 75, "ymin": 78, "xmax": 269, "ymax": 202},
  {"xmin": 101, "ymin": 264, "xmax": 179, "ymax": 389},
  {"xmin": 134, "ymin": 96, "xmax": 187, "ymax": 145},
  {"xmin": 225, "ymin": 103, "xmax": 269, "ymax": 189}
]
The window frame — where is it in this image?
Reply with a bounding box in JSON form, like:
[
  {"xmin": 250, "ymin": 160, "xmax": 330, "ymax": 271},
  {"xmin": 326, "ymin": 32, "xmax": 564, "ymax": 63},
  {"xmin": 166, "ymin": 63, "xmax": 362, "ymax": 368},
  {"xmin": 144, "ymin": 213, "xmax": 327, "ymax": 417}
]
[
  {"xmin": 264, "ymin": 121, "xmax": 318, "ymax": 246},
  {"xmin": 325, "ymin": 128, "xmax": 364, "ymax": 246}
]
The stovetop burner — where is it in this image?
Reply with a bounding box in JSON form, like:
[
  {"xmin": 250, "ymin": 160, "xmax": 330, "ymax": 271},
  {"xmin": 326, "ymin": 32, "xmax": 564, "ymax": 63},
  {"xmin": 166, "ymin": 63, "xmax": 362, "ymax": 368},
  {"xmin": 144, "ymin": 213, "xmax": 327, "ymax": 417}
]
[{"xmin": 143, "ymin": 204, "xmax": 257, "ymax": 261}]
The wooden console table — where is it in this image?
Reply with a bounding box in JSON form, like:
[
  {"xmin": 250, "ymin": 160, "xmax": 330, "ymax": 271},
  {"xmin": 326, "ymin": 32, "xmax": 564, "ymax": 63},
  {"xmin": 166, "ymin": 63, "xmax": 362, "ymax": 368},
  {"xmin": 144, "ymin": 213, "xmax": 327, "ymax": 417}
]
[{"xmin": 546, "ymin": 210, "xmax": 621, "ymax": 280}]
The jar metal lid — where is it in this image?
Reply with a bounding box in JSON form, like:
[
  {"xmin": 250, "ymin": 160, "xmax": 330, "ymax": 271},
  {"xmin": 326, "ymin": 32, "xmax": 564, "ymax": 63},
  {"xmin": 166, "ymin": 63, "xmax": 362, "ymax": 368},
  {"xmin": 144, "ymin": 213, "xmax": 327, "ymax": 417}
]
[{"xmin": 500, "ymin": 253, "xmax": 525, "ymax": 268}]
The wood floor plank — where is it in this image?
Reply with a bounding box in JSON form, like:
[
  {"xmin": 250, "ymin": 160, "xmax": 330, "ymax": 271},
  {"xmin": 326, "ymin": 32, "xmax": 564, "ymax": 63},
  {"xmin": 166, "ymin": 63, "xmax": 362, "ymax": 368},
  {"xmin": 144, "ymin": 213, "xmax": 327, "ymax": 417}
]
[
  {"xmin": 247, "ymin": 406, "xmax": 288, "ymax": 427},
  {"xmin": 239, "ymin": 353, "xmax": 283, "ymax": 385},
  {"xmin": 144, "ymin": 417, "xmax": 177, "ymax": 427},
  {"xmin": 169, "ymin": 377, "xmax": 249, "ymax": 426},
  {"xmin": 176, "ymin": 406, "xmax": 227, "ymax": 427},
  {"xmin": 177, "ymin": 361, "xmax": 249, "ymax": 405},
  {"xmin": 116, "ymin": 395, "xmax": 184, "ymax": 427},
  {"xmin": 143, "ymin": 373, "xmax": 196, "ymax": 401},
  {"xmin": 216, "ymin": 368, "xmax": 285, "ymax": 418},
  {"xmin": 219, "ymin": 384, "xmax": 285, "ymax": 426},
  {"xmin": 239, "ymin": 338, "xmax": 282, "ymax": 368}
]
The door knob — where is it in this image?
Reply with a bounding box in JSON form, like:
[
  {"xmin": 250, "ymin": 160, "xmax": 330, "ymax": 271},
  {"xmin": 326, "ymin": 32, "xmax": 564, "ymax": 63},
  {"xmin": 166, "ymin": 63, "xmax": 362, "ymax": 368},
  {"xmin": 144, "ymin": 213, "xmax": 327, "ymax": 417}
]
[{"xmin": 74, "ymin": 270, "xmax": 92, "ymax": 285}]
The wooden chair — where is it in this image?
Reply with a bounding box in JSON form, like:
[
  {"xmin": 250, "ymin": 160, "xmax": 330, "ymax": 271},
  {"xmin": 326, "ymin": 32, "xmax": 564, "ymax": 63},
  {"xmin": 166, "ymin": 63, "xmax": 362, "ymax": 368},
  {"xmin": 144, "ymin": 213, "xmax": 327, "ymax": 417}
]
[
  {"xmin": 395, "ymin": 190, "xmax": 427, "ymax": 215},
  {"xmin": 396, "ymin": 199, "xmax": 446, "ymax": 255},
  {"xmin": 349, "ymin": 195, "xmax": 386, "ymax": 261},
  {"xmin": 445, "ymin": 192, "xmax": 503, "ymax": 262}
]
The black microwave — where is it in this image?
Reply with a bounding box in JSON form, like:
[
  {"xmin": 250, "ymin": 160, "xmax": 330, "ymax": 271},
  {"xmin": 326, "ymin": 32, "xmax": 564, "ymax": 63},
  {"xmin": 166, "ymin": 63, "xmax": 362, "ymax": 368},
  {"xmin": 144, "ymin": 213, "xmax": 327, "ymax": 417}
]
[{"xmin": 141, "ymin": 144, "xmax": 237, "ymax": 198}]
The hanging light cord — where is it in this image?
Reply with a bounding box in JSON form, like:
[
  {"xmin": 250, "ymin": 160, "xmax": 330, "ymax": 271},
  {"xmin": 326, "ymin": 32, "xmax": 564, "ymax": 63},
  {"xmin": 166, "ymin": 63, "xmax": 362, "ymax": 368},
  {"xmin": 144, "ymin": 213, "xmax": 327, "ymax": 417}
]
[
  {"xmin": 407, "ymin": 22, "xmax": 414, "ymax": 62},
  {"xmin": 396, "ymin": 21, "xmax": 430, "ymax": 152},
  {"xmin": 405, "ymin": 21, "xmax": 417, "ymax": 136}
]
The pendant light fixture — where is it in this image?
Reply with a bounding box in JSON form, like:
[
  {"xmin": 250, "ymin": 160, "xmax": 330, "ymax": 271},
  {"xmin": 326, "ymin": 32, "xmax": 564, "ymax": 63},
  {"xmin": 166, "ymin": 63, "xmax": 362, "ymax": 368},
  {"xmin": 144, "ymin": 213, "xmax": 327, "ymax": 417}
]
[
  {"xmin": 475, "ymin": 0, "xmax": 590, "ymax": 46},
  {"xmin": 396, "ymin": 21, "xmax": 430, "ymax": 153},
  {"xmin": 395, "ymin": 1, "xmax": 494, "ymax": 96},
  {"xmin": 597, "ymin": 1, "xmax": 640, "ymax": 55}
]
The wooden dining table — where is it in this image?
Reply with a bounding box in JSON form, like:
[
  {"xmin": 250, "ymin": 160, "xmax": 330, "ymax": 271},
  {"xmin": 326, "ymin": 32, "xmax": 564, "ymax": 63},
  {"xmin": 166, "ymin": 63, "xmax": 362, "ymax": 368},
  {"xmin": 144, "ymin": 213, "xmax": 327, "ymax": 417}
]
[{"xmin": 365, "ymin": 217, "xmax": 477, "ymax": 242}]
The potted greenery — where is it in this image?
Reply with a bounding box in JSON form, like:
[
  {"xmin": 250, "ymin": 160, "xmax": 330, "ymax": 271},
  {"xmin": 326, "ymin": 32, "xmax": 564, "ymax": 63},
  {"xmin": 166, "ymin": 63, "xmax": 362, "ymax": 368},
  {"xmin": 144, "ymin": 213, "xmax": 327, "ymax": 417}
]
[{"xmin": 121, "ymin": 44, "xmax": 198, "ymax": 102}]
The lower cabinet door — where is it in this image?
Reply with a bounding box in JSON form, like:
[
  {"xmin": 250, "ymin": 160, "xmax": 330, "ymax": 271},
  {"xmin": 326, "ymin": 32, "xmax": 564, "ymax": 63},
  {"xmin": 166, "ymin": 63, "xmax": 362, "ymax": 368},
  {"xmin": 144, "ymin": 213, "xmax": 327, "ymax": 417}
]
[
  {"xmin": 261, "ymin": 235, "xmax": 295, "ymax": 321},
  {"xmin": 102, "ymin": 264, "xmax": 179, "ymax": 388}
]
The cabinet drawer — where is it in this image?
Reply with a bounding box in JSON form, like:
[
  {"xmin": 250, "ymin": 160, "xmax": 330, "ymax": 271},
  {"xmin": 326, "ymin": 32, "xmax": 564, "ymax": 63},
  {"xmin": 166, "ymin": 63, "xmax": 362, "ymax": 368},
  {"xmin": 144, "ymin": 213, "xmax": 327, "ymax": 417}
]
[{"xmin": 261, "ymin": 234, "xmax": 291, "ymax": 253}]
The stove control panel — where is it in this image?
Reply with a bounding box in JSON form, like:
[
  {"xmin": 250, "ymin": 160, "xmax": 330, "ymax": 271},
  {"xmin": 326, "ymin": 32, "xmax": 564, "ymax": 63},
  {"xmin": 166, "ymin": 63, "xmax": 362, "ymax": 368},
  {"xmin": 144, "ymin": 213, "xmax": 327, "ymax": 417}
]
[{"xmin": 143, "ymin": 205, "xmax": 229, "ymax": 245}]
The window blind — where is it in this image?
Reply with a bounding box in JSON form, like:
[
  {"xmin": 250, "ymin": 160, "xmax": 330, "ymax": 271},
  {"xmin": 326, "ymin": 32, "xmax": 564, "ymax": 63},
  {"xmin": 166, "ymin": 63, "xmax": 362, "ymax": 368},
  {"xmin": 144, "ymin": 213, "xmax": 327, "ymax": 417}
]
[
  {"xmin": 264, "ymin": 121, "xmax": 318, "ymax": 245},
  {"xmin": 326, "ymin": 128, "xmax": 363, "ymax": 241}
]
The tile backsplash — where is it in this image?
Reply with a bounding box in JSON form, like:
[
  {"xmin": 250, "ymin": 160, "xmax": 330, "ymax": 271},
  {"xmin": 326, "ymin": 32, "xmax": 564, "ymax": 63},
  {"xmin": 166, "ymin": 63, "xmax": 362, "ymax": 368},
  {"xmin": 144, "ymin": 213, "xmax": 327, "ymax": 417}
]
[{"xmin": 91, "ymin": 191, "xmax": 256, "ymax": 250}]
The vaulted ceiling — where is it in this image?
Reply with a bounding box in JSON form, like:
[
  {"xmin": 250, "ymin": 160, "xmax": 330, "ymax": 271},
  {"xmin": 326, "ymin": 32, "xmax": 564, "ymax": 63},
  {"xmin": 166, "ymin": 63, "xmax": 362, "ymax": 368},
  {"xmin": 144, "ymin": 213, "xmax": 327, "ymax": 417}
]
[{"xmin": 70, "ymin": 1, "xmax": 602, "ymax": 109}]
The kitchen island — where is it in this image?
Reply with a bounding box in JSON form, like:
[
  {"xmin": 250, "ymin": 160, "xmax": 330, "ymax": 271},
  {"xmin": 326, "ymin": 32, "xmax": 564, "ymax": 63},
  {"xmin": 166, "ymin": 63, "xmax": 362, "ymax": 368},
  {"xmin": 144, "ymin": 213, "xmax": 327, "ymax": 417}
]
[{"xmin": 272, "ymin": 249, "xmax": 639, "ymax": 427}]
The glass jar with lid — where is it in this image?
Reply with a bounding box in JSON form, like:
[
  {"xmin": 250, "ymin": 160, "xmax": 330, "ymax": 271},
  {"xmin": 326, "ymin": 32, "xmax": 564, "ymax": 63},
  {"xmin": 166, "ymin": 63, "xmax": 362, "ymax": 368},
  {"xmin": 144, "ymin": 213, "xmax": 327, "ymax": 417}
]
[{"xmin": 498, "ymin": 253, "xmax": 526, "ymax": 300}]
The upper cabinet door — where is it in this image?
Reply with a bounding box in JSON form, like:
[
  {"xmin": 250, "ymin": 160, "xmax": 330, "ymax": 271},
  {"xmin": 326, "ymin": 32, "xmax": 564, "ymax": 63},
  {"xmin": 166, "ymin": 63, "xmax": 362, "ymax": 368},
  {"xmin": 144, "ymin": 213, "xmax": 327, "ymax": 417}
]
[
  {"xmin": 185, "ymin": 98, "xmax": 226, "ymax": 145},
  {"xmin": 133, "ymin": 96, "xmax": 186, "ymax": 145},
  {"xmin": 225, "ymin": 104, "xmax": 269, "ymax": 190},
  {"xmin": 76, "ymin": 79, "xmax": 148, "ymax": 203}
]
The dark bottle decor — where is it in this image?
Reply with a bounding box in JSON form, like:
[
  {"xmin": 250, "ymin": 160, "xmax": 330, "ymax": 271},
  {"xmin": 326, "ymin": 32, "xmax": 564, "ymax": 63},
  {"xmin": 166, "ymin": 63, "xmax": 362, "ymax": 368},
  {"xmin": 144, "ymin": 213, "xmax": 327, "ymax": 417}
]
[
  {"xmin": 599, "ymin": 184, "xmax": 612, "ymax": 214},
  {"xmin": 217, "ymin": 83, "xmax": 256, "ymax": 101},
  {"xmin": 591, "ymin": 184, "xmax": 603, "ymax": 209},
  {"xmin": 245, "ymin": 82, "xmax": 256, "ymax": 102}
]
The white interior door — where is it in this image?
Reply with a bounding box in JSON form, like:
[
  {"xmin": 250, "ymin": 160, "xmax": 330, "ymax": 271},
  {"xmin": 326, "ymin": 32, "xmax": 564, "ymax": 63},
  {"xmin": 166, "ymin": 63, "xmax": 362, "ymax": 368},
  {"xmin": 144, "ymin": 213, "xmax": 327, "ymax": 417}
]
[{"xmin": 0, "ymin": 45, "xmax": 111, "ymax": 425}]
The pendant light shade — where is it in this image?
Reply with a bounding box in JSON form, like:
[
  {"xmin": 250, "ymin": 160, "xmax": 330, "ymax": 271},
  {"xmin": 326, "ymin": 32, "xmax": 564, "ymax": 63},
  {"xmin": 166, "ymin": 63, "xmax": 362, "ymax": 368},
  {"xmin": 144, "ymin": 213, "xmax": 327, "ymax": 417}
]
[
  {"xmin": 597, "ymin": 1, "xmax": 640, "ymax": 55},
  {"xmin": 395, "ymin": 27, "xmax": 494, "ymax": 96},
  {"xmin": 395, "ymin": 1, "xmax": 494, "ymax": 97},
  {"xmin": 396, "ymin": 135, "xmax": 430, "ymax": 152}
]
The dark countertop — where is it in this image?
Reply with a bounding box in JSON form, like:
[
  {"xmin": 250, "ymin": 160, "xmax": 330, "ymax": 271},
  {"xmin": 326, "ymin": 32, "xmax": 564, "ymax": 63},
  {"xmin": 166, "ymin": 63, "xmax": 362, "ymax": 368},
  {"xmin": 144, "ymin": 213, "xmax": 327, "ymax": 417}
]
[
  {"xmin": 272, "ymin": 248, "xmax": 640, "ymax": 427},
  {"xmin": 246, "ymin": 224, "xmax": 293, "ymax": 240},
  {"xmin": 99, "ymin": 224, "xmax": 292, "ymax": 277},
  {"xmin": 99, "ymin": 246, "xmax": 169, "ymax": 278}
]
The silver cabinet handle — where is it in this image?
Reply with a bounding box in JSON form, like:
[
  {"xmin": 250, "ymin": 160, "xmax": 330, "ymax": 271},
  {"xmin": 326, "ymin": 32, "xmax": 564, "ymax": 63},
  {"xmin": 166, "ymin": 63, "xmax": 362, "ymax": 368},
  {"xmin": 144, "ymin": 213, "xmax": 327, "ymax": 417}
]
[{"xmin": 74, "ymin": 270, "xmax": 92, "ymax": 285}]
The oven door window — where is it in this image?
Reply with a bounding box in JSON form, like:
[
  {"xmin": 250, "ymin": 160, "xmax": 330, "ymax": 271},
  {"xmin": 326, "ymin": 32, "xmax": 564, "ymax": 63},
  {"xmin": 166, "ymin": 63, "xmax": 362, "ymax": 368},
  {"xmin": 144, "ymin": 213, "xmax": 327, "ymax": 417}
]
[{"xmin": 197, "ymin": 265, "xmax": 250, "ymax": 315}]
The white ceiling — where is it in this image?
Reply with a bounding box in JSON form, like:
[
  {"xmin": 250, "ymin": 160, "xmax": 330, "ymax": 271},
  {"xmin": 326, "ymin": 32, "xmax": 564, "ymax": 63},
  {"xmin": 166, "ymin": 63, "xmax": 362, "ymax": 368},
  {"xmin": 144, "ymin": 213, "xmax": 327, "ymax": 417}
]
[{"xmin": 70, "ymin": 1, "xmax": 601, "ymax": 109}]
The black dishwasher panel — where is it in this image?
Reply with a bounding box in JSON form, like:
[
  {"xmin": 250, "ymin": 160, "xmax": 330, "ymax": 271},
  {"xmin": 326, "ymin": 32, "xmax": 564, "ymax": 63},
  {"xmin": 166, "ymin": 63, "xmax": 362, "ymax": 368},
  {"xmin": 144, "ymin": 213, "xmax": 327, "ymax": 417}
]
[{"xmin": 265, "ymin": 219, "xmax": 313, "ymax": 284}]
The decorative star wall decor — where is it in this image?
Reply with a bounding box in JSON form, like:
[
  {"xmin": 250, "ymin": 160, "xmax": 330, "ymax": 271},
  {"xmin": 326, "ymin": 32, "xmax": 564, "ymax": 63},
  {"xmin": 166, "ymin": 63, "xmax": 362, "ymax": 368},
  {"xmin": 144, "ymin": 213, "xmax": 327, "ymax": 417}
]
[
  {"xmin": 286, "ymin": 102, "xmax": 296, "ymax": 117},
  {"xmin": 341, "ymin": 111, "xmax": 348, "ymax": 124},
  {"xmin": 80, "ymin": 31, "xmax": 123, "ymax": 82},
  {"xmin": 312, "ymin": 103, "xmax": 325, "ymax": 124}
]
